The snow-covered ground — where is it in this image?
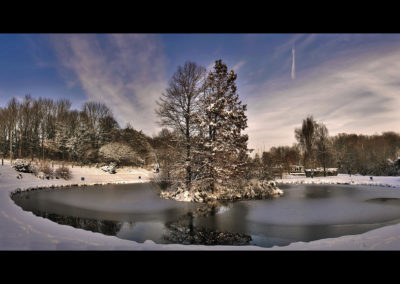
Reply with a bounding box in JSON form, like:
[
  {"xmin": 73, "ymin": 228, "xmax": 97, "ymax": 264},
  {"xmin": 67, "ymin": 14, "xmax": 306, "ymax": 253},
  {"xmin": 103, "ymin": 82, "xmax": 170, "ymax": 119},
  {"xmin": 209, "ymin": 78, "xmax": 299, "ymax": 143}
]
[
  {"xmin": 276, "ymin": 174, "xmax": 400, "ymax": 188},
  {"xmin": 2, "ymin": 160, "xmax": 400, "ymax": 250}
]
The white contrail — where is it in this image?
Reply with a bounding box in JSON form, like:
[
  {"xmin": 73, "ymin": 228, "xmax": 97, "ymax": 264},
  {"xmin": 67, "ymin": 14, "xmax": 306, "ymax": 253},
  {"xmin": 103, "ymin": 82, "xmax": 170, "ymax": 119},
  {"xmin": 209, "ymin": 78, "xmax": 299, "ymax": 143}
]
[{"xmin": 291, "ymin": 46, "xmax": 296, "ymax": 79}]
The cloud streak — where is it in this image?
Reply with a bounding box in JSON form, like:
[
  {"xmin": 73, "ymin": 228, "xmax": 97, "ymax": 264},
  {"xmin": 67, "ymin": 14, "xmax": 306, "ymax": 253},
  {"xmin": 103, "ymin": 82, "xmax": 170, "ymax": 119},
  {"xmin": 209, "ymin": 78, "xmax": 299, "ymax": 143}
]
[
  {"xmin": 233, "ymin": 60, "xmax": 246, "ymax": 72},
  {"xmin": 244, "ymin": 46, "xmax": 400, "ymax": 152},
  {"xmin": 48, "ymin": 34, "xmax": 168, "ymax": 135},
  {"xmin": 291, "ymin": 46, "xmax": 295, "ymax": 79}
]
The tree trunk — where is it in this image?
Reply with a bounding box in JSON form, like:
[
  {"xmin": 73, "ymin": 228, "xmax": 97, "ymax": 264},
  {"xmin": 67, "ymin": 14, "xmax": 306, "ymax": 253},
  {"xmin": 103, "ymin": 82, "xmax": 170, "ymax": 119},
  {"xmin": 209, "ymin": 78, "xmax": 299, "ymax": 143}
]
[
  {"xmin": 30, "ymin": 138, "xmax": 34, "ymax": 161},
  {"xmin": 42, "ymin": 137, "xmax": 44, "ymax": 161},
  {"xmin": 185, "ymin": 116, "xmax": 191, "ymax": 190},
  {"xmin": 9, "ymin": 129, "xmax": 12, "ymax": 163},
  {"xmin": 186, "ymin": 143, "xmax": 191, "ymax": 189},
  {"xmin": 18, "ymin": 131, "xmax": 22, "ymax": 158}
]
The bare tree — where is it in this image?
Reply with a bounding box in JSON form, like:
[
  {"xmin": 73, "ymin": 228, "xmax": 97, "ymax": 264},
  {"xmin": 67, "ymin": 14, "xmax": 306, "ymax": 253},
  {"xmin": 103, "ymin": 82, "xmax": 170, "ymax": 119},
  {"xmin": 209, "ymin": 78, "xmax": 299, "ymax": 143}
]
[
  {"xmin": 0, "ymin": 107, "xmax": 7, "ymax": 164},
  {"xmin": 82, "ymin": 101, "xmax": 113, "ymax": 149},
  {"xmin": 295, "ymin": 115, "xmax": 317, "ymax": 174},
  {"xmin": 315, "ymin": 122, "xmax": 332, "ymax": 176},
  {"xmin": 6, "ymin": 98, "xmax": 19, "ymax": 163},
  {"xmin": 39, "ymin": 98, "xmax": 55, "ymax": 161},
  {"xmin": 156, "ymin": 61, "xmax": 206, "ymax": 190}
]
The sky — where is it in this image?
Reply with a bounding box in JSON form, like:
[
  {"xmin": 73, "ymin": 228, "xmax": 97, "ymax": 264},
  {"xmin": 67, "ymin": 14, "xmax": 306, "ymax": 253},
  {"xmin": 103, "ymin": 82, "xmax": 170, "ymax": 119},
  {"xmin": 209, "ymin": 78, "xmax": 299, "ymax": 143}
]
[{"xmin": 1, "ymin": 33, "xmax": 400, "ymax": 154}]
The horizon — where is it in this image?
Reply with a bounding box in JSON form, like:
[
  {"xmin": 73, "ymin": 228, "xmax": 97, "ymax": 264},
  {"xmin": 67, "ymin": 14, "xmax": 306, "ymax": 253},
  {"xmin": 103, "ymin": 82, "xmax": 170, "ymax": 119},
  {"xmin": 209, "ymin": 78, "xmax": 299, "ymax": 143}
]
[{"xmin": 1, "ymin": 33, "xmax": 399, "ymax": 153}]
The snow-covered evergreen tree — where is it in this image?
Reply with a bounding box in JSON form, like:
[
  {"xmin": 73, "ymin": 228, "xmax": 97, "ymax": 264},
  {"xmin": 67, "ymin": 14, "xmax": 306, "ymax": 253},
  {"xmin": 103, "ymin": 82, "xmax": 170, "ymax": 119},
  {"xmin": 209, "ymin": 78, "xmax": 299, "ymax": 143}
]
[
  {"xmin": 72, "ymin": 118, "xmax": 93, "ymax": 163},
  {"xmin": 98, "ymin": 115, "xmax": 119, "ymax": 147},
  {"xmin": 193, "ymin": 59, "xmax": 249, "ymax": 193},
  {"xmin": 53, "ymin": 120, "xmax": 70, "ymax": 160}
]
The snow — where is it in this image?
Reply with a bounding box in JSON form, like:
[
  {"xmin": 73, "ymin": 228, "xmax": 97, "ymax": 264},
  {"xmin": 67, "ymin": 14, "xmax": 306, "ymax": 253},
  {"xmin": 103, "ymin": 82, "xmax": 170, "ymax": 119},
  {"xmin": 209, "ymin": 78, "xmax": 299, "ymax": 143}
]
[
  {"xmin": 275, "ymin": 174, "xmax": 400, "ymax": 189},
  {"xmin": 2, "ymin": 161, "xmax": 400, "ymax": 250},
  {"xmin": 271, "ymin": 187, "xmax": 284, "ymax": 195}
]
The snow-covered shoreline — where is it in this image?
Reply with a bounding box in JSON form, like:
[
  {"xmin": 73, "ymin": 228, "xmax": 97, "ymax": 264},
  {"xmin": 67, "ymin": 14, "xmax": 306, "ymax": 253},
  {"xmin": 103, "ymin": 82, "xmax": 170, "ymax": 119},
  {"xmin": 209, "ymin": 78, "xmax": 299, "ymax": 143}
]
[
  {"xmin": 276, "ymin": 174, "xmax": 400, "ymax": 189},
  {"xmin": 0, "ymin": 160, "xmax": 264, "ymax": 250},
  {"xmin": 2, "ymin": 161, "xmax": 400, "ymax": 250}
]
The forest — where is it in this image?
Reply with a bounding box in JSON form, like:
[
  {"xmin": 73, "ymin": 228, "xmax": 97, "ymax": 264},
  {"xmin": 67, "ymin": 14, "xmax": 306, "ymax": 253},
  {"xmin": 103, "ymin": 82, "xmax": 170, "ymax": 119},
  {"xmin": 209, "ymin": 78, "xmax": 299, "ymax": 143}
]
[{"xmin": 0, "ymin": 95, "xmax": 155, "ymax": 167}]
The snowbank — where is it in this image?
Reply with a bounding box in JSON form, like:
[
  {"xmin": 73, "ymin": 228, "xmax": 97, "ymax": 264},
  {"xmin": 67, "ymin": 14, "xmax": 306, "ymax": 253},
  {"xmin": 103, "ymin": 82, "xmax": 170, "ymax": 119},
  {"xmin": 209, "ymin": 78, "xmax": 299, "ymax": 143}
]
[
  {"xmin": 2, "ymin": 160, "xmax": 400, "ymax": 250},
  {"xmin": 275, "ymin": 174, "xmax": 400, "ymax": 188},
  {"xmin": 161, "ymin": 180, "xmax": 283, "ymax": 203}
]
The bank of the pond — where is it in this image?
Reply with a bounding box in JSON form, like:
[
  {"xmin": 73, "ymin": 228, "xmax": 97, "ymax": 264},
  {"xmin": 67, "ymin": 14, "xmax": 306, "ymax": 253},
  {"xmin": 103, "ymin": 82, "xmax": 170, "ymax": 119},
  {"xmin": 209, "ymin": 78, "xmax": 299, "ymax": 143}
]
[
  {"xmin": 2, "ymin": 160, "xmax": 400, "ymax": 250},
  {"xmin": 160, "ymin": 180, "xmax": 284, "ymax": 203},
  {"xmin": 276, "ymin": 174, "xmax": 400, "ymax": 188},
  {"xmin": 0, "ymin": 160, "xmax": 263, "ymax": 250}
]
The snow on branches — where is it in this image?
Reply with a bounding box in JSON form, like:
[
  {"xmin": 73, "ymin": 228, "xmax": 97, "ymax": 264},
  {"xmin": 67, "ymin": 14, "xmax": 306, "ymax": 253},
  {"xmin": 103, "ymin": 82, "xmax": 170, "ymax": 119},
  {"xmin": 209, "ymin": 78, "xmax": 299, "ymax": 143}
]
[
  {"xmin": 98, "ymin": 142, "xmax": 144, "ymax": 166},
  {"xmin": 190, "ymin": 60, "xmax": 250, "ymax": 194}
]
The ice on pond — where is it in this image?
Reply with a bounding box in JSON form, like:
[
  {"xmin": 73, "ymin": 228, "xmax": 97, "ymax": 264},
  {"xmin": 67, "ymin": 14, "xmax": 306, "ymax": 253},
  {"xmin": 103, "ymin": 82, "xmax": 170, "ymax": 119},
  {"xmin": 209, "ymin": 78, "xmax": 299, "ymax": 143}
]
[
  {"xmin": 11, "ymin": 182, "xmax": 400, "ymax": 248},
  {"xmin": 245, "ymin": 184, "xmax": 400, "ymax": 226}
]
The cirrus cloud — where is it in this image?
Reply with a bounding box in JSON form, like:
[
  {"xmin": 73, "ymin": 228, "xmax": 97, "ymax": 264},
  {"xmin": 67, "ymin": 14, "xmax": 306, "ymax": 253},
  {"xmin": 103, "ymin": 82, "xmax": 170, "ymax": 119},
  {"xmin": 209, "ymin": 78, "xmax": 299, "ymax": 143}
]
[
  {"xmin": 245, "ymin": 44, "xmax": 400, "ymax": 153},
  {"xmin": 48, "ymin": 34, "xmax": 168, "ymax": 134}
]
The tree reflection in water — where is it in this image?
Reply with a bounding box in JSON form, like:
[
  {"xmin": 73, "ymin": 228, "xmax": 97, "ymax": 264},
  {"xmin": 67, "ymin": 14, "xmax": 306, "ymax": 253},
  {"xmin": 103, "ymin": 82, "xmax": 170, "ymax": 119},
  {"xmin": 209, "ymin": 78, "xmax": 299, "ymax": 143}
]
[
  {"xmin": 27, "ymin": 201, "xmax": 252, "ymax": 246},
  {"xmin": 163, "ymin": 202, "xmax": 252, "ymax": 246},
  {"xmin": 33, "ymin": 210, "xmax": 123, "ymax": 236}
]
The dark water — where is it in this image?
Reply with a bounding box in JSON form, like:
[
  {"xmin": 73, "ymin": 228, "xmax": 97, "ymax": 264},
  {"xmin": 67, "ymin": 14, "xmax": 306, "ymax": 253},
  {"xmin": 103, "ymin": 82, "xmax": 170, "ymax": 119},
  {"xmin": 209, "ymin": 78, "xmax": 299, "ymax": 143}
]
[{"xmin": 11, "ymin": 183, "xmax": 400, "ymax": 248}]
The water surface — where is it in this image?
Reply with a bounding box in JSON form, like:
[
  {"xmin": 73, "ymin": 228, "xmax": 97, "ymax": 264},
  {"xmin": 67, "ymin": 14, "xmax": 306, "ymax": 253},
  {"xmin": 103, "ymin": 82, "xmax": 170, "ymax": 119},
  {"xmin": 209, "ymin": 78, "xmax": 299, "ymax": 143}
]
[{"xmin": 12, "ymin": 183, "xmax": 400, "ymax": 248}]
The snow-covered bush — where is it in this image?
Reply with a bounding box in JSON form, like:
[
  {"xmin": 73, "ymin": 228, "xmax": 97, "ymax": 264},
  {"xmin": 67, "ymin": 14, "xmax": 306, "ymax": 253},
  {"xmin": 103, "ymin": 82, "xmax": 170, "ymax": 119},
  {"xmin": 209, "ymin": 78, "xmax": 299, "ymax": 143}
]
[
  {"xmin": 100, "ymin": 162, "xmax": 117, "ymax": 174},
  {"xmin": 99, "ymin": 142, "xmax": 144, "ymax": 166},
  {"xmin": 386, "ymin": 157, "xmax": 400, "ymax": 176},
  {"xmin": 12, "ymin": 159, "xmax": 34, "ymax": 173},
  {"xmin": 29, "ymin": 164, "xmax": 39, "ymax": 176},
  {"xmin": 39, "ymin": 162, "xmax": 54, "ymax": 179},
  {"xmin": 55, "ymin": 166, "xmax": 71, "ymax": 180}
]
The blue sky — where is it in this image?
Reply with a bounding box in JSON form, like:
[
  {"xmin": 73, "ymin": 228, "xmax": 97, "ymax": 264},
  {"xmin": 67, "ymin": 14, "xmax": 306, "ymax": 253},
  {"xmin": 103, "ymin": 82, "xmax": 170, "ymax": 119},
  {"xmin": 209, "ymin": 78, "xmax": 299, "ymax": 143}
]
[{"xmin": 1, "ymin": 33, "xmax": 400, "ymax": 152}]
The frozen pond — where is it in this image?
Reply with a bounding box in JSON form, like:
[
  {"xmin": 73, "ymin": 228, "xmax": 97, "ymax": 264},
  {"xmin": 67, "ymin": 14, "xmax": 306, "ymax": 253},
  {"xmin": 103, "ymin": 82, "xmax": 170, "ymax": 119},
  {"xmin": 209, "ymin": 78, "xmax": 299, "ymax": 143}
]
[{"xmin": 11, "ymin": 183, "xmax": 400, "ymax": 248}]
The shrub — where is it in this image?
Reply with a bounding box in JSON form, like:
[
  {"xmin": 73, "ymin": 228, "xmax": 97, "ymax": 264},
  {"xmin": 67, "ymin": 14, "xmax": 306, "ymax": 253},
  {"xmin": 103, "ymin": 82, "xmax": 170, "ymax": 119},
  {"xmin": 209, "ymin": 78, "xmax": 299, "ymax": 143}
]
[
  {"xmin": 12, "ymin": 159, "xmax": 33, "ymax": 173},
  {"xmin": 55, "ymin": 166, "xmax": 71, "ymax": 180},
  {"xmin": 39, "ymin": 162, "xmax": 54, "ymax": 179},
  {"xmin": 99, "ymin": 142, "xmax": 143, "ymax": 166},
  {"xmin": 100, "ymin": 162, "xmax": 117, "ymax": 174},
  {"xmin": 29, "ymin": 164, "xmax": 39, "ymax": 176}
]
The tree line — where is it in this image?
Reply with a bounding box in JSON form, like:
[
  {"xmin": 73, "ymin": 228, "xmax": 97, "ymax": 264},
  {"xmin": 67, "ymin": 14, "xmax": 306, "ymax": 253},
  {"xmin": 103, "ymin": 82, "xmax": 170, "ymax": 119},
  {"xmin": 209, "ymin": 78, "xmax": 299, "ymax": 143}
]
[
  {"xmin": 248, "ymin": 115, "xmax": 400, "ymax": 178},
  {"xmin": 0, "ymin": 95, "xmax": 155, "ymax": 166}
]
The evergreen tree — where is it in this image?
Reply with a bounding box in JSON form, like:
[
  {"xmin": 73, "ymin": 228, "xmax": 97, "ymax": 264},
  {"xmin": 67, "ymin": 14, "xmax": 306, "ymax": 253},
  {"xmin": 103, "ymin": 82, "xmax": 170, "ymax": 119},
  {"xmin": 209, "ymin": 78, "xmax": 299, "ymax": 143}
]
[
  {"xmin": 193, "ymin": 59, "xmax": 249, "ymax": 193},
  {"xmin": 98, "ymin": 115, "xmax": 119, "ymax": 147},
  {"xmin": 54, "ymin": 120, "xmax": 70, "ymax": 160},
  {"xmin": 6, "ymin": 98, "xmax": 19, "ymax": 163},
  {"xmin": 74, "ymin": 117, "xmax": 93, "ymax": 163}
]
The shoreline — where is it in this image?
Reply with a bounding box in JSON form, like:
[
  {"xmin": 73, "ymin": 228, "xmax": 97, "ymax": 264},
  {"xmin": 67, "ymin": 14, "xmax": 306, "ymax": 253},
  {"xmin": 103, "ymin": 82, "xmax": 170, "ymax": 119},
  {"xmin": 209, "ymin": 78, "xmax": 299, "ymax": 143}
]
[
  {"xmin": 9, "ymin": 180, "xmax": 155, "ymax": 197},
  {"xmin": 275, "ymin": 174, "xmax": 400, "ymax": 189},
  {"xmin": 2, "ymin": 160, "xmax": 400, "ymax": 250}
]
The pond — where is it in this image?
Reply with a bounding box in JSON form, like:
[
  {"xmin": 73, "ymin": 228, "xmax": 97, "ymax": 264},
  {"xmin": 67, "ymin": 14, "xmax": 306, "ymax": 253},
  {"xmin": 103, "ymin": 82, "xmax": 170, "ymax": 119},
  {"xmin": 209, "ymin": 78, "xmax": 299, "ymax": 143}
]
[{"xmin": 11, "ymin": 183, "xmax": 400, "ymax": 248}]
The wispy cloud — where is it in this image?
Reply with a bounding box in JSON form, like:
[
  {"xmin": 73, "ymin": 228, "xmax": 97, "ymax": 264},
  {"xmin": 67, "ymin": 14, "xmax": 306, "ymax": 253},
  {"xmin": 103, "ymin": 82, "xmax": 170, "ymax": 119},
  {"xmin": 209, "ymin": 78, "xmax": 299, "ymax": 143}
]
[
  {"xmin": 245, "ymin": 46, "xmax": 400, "ymax": 151},
  {"xmin": 48, "ymin": 34, "xmax": 167, "ymax": 134},
  {"xmin": 291, "ymin": 47, "xmax": 295, "ymax": 80},
  {"xmin": 232, "ymin": 60, "xmax": 246, "ymax": 72},
  {"xmin": 271, "ymin": 34, "xmax": 304, "ymax": 60}
]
